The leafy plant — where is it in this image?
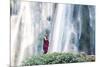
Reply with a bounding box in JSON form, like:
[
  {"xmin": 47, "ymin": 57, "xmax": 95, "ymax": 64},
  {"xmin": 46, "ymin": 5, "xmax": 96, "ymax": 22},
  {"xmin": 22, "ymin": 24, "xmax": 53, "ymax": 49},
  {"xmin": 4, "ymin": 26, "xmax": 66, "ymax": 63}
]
[{"xmin": 22, "ymin": 53, "xmax": 95, "ymax": 66}]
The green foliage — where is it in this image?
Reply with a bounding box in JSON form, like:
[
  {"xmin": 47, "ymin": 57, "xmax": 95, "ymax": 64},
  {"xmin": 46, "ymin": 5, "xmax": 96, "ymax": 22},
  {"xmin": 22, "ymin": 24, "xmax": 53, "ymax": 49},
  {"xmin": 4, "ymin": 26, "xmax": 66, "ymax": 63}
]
[{"xmin": 22, "ymin": 53, "xmax": 95, "ymax": 66}]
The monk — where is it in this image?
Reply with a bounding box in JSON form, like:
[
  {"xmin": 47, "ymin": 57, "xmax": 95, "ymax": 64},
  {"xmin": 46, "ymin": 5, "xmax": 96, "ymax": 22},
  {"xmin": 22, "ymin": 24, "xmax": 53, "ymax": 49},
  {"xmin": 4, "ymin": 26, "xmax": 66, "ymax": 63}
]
[{"xmin": 43, "ymin": 34, "xmax": 49, "ymax": 54}]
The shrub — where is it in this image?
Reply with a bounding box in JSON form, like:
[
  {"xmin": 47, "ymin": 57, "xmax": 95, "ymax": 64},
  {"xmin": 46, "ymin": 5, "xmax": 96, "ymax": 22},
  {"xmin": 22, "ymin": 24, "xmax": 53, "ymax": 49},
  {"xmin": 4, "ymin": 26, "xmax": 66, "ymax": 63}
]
[{"xmin": 22, "ymin": 53, "xmax": 95, "ymax": 66}]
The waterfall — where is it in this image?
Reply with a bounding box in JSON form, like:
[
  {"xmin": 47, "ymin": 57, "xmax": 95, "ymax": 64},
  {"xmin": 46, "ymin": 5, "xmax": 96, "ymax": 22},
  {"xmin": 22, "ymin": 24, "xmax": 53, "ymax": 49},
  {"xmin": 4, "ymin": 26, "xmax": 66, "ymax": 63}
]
[
  {"xmin": 50, "ymin": 4, "xmax": 67, "ymax": 52},
  {"xmin": 17, "ymin": 2, "xmax": 34, "ymax": 66},
  {"xmin": 50, "ymin": 4, "xmax": 79, "ymax": 53},
  {"xmin": 63, "ymin": 5, "xmax": 78, "ymax": 53},
  {"xmin": 11, "ymin": 1, "xmax": 95, "ymax": 66},
  {"xmin": 88, "ymin": 6, "xmax": 95, "ymax": 55},
  {"xmin": 11, "ymin": 1, "xmax": 25, "ymax": 66}
]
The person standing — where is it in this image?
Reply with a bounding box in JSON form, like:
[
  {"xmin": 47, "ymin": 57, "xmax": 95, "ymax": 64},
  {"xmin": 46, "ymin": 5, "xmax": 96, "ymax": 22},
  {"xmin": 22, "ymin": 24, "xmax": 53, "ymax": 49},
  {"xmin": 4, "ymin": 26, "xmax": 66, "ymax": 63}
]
[{"xmin": 43, "ymin": 34, "xmax": 49, "ymax": 54}]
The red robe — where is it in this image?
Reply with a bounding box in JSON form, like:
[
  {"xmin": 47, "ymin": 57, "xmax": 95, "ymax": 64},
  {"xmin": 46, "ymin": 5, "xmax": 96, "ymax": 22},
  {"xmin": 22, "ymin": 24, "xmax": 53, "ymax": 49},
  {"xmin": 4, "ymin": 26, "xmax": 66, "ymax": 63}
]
[{"xmin": 43, "ymin": 38, "xmax": 49, "ymax": 54}]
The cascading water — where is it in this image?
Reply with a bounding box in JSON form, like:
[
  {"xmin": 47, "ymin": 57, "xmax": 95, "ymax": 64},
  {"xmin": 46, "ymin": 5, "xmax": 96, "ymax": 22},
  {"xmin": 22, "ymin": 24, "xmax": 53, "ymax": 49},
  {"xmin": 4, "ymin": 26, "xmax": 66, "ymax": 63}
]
[
  {"xmin": 17, "ymin": 2, "xmax": 35, "ymax": 66},
  {"xmin": 88, "ymin": 6, "xmax": 95, "ymax": 55},
  {"xmin": 11, "ymin": 1, "xmax": 25, "ymax": 66},
  {"xmin": 63, "ymin": 5, "xmax": 78, "ymax": 53},
  {"xmin": 50, "ymin": 5, "xmax": 81, "ymax": 53},
  {"xmin": 50, "ymin": 4, "xmax": 67, "ymax": 52},
  {"xmin": 63, "ymin": 5, "xmax": 82, "ymax": 53},
  {"xmin": 11, "ymin": 1, "xmax": 95, "ymax": 66}
]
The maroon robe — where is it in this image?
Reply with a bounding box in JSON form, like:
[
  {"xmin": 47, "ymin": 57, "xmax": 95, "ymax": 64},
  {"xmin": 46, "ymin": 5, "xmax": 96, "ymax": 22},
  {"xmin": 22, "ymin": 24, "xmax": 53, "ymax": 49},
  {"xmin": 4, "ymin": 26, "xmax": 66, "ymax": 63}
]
[{"xmin": 43, "ymin": 37, "xmax": 49, "ymax": 54}]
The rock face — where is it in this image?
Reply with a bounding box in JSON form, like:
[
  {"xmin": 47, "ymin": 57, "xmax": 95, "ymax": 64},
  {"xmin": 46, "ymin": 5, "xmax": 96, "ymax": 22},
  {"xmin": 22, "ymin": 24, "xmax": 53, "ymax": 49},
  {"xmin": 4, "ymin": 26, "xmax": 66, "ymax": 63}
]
[
  {"xmin": 79, "ymin": 5, "xmax": 95, "ymax": 55},
  {"xmin": 11, "ymin": 1, "xmax": 95, "ymax": 66}
]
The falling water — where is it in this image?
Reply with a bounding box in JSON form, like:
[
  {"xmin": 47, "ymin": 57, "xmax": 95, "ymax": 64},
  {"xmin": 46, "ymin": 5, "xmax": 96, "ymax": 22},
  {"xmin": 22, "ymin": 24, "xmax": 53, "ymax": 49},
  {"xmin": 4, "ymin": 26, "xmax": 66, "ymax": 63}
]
[
  {"xmin": 63, "ymin": 5, "xmax": 78, "ymax": 53},
  {"xmin": 11, "ymin": 1, "xmax": 95, "ymax": 66},
  {"xmin": 17, "ymin": 2, "xmax": 35, "ymax": 66},
  {"xmin": 50, "ymin": 4, "xmax": 67, "ymax": 52},
  {"xmin": 88, "ymin": 6, "xmax": 95, "ymax": 55},
  {"xmin": 50, "ymin": 5, "xmax": 80, "ymax": 53},
  {"xmin": 11, "ymin": 1, "xmax": 25, "ymax": 66}
]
